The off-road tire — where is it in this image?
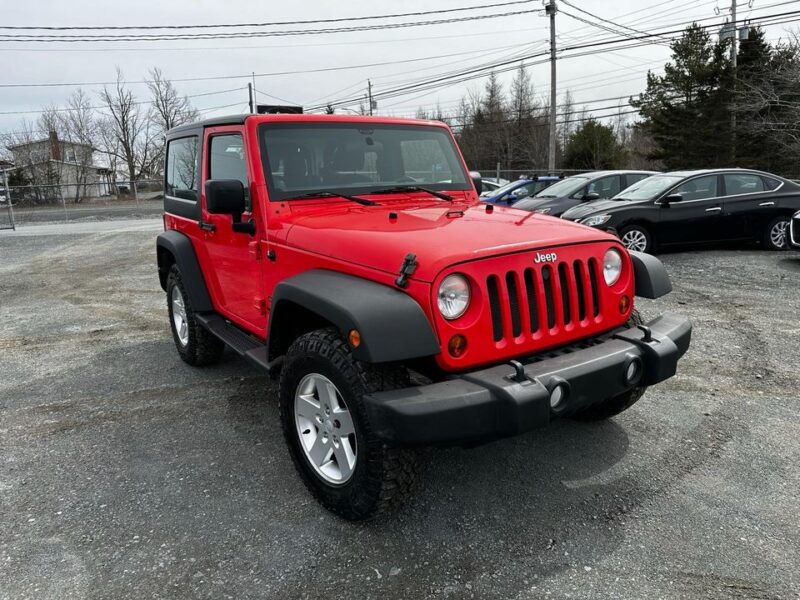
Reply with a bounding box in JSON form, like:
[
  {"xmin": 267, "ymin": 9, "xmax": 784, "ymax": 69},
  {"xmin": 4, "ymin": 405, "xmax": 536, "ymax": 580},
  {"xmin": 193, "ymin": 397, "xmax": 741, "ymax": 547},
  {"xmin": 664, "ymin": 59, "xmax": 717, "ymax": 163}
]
[
  {"xmin": 618, "ymin": 224, "xmax": 653, "ymax": 254},
  {"xmin": 166, "ymin": 264, "xmax": 224, "ymax": 366},
  {"xmin": 572, "ymin": 309, "xmax": 647, "ymax": 421},
  {"xmin": 763, "ymin": 216, "xmax": 790, "ymax": 251},
  {"xmin": 279, "ymin": 327, "xmax": 419, "ymax": 521}
]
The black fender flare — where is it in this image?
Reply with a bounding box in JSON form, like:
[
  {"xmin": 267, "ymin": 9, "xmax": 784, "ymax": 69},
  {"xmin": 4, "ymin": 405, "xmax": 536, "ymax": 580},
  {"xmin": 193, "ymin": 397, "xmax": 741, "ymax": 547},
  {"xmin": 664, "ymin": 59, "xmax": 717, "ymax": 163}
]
[
  {"xmin": 268, "ymin": 269, "xmax": 440, "ymax": 364},
  {"xmin": 629, "ymin": 250, "xmax": 672, "ymax": 299},
  {"xmin": 156, "ymin": 231, "xmax": 213, "ymax": 312}
]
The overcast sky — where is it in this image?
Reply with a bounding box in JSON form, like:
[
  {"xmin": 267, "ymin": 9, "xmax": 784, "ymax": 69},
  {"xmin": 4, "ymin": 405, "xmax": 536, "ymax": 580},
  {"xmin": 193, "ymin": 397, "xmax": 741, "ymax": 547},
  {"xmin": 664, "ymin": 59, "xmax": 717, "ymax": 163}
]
[{"xmin": 1, "ymin": 0, "xmax": 797, "ymax": 135}]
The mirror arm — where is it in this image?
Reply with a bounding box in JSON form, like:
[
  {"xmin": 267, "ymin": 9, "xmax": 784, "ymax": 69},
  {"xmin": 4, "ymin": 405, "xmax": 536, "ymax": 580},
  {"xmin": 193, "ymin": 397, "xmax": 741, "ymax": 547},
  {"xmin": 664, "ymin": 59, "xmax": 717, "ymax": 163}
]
[{"xmin": 231, "ymin": 213, "xmax": 256, "ymax": 236}]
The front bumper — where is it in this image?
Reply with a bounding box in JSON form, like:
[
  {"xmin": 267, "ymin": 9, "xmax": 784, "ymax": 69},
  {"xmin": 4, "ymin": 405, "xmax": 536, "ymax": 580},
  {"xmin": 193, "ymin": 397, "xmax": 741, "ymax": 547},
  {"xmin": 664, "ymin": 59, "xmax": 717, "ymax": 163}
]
[{"xmin": 364, "ymin": 313, "xmax": 691, "ymax": 446}]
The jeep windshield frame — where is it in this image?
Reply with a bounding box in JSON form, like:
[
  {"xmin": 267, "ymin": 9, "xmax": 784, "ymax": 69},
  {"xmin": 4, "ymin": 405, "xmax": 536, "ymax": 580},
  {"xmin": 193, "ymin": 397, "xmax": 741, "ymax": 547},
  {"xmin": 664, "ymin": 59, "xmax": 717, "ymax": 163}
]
[{"xmin": 258, "ymin": 122, "xmax": 472, "ymax": 202}]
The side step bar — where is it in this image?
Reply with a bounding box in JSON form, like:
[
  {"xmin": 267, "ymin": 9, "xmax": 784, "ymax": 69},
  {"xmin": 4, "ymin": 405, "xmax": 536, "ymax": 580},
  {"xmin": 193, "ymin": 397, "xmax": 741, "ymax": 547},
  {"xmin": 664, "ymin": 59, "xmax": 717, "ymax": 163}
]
[{"xmin": 195, "ymin": 313, "xmax": 282, "ymax": 376}]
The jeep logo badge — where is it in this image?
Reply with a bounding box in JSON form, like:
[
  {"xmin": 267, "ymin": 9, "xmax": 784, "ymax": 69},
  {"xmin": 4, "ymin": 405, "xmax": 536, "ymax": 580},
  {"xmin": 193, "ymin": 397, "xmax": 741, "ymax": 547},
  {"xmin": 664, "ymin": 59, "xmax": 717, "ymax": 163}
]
[{"xmin": 534, "ymin": 252, "xmax": 558, "ymax": 264}]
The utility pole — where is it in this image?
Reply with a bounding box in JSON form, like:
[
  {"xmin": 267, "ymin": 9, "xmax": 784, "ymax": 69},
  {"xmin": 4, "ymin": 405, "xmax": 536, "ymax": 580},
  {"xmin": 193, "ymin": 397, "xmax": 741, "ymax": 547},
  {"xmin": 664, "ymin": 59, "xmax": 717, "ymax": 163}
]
[
  {"xmin": 730, "ymin": 0, "xmax": 737, "ymax": 162},
  {"xmin": 546, "ymin": 0, "xmax": 557, "ymax": 172},
  {"xmin": 368, "ymin": 80, "xmax": 374, "ymax": 116},
  {"xmin": 248, "ymin": 82, "xmax": 254, "ymax": 114}
]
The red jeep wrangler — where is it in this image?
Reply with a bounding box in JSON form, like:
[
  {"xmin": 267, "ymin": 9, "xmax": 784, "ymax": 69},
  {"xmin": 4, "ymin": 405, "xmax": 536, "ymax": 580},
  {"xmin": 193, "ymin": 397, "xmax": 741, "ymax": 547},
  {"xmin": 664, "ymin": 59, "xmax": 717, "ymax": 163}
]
[{"xmin": 156, "ymin": 112, "xmax": 691, "ymax": 520}]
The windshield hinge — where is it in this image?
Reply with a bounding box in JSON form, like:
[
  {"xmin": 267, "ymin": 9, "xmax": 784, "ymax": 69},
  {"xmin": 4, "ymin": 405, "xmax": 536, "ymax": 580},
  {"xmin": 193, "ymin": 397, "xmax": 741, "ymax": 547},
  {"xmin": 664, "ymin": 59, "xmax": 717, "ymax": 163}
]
[{"xmin": 395, "ymin": 253, "xmax": 418, "ymax": 289}]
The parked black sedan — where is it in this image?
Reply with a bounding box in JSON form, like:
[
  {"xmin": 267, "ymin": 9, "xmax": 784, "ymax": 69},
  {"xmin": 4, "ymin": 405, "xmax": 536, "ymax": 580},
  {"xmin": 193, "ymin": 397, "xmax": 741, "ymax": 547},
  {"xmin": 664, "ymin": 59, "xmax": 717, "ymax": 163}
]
[
  {"xmin": 513, "ymin": 170, "xmax": 657, "ymax": 216},
  {"xmin": 561, "ymin": 169, "xmax": 800, "ymax": 253}
]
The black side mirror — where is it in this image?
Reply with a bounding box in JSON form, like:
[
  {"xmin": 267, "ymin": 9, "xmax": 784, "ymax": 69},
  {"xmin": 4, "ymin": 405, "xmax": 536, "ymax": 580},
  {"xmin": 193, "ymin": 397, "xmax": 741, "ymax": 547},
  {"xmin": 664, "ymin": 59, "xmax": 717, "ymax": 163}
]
[
  {"xmin": 470, "ymin": 171, "xmax": 483, "ymax": 195},
  {"xmin": 662, "ymin": 193, "xmax": 683, "ymax": 204},
  {"xmin": 584, "ymin": 192, "xmax": 601, "ymax": 201},
  {"xmin": 205, "ymin": 179, "xmax": 254, "ymax": 235}
]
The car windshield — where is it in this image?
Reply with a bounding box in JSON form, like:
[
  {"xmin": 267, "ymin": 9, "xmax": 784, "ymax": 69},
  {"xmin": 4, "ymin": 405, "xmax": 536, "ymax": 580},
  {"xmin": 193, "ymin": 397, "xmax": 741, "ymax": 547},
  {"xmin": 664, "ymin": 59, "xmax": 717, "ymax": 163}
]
[
  {"xmin": 613, "ymin": 175, "xmax": 682, "ymax": 200},
  {"xmin": 259, "ymin": 122, "xmax": 471, "ymax": 201},
  {"xmin": 534, "ymin": 176, "xmax": 588, "ymax": 198},
  {"xmin": 489, "ymin": 180, "xmax": 526, "ymax": 197}
]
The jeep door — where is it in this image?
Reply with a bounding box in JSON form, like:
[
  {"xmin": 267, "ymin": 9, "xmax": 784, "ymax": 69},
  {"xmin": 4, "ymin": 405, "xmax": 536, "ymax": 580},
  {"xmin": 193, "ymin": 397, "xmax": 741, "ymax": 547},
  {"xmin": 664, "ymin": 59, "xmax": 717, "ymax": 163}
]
[
  {"xmin": 199, "ymin": 126, "xmax": 265, "ymax": 333},
  {"xmin": 656, "ymin": 174, "xmax": 728, "ymax": 246}
]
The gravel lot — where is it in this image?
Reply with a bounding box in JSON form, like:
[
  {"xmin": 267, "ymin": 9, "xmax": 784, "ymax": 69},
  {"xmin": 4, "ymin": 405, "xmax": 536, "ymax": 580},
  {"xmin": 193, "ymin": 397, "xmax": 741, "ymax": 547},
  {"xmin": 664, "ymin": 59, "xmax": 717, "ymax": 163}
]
[{"xmin": 1, "ymin": 220, "xmax": 798, "ymax": 599}]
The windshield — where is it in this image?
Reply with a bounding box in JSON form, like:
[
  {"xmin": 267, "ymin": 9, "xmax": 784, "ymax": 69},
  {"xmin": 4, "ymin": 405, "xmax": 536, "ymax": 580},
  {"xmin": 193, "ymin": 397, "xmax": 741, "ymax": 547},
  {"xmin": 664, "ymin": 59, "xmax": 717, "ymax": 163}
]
[
  {"xmin": 613, "ymin": 175, "xmax": 681, "ymax": 201},
  {"xmin": 533, "ymin": 176, "xmax": 588, "ymax": 198},
  {"xmin": 259, "ymin": 123, "xmax": 471, "ymax": 201},
  {"xmin": 486, "ymin": 180, "xmax": 523, "ymax": 197}
]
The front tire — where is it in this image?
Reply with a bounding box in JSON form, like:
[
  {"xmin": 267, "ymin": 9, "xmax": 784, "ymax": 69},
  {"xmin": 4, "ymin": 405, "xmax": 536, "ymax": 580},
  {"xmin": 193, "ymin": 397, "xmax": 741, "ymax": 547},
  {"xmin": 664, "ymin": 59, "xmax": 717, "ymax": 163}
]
[
  {"xmin": 572, "ymin": 309, "xmax": 647, "ymax": 421},
  {"xmin": 166, "ymin": 264, "xmax": 224, "ymax": 366},
  {"xmin": 619, "ymin": 225, "xmax": 653, "ymax": 254},
  {"xmin": 279, "ymin": 328, "xmax": 418, "ymax": 520},
  {"xmin": 764, "ymin": 216, "xmax": 790, "ymax": 250}
]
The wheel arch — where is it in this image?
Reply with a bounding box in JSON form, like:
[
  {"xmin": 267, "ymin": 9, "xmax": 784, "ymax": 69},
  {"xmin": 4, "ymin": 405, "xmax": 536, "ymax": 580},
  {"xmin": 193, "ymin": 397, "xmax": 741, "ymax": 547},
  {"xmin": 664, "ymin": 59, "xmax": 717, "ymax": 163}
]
[
  {"xmin": 156, "ymin": 231, "xmax": 214, "ymax": 312},
  {"xmin": 268, "ymin": 269, "xmax": 440, "ymax": 364}
]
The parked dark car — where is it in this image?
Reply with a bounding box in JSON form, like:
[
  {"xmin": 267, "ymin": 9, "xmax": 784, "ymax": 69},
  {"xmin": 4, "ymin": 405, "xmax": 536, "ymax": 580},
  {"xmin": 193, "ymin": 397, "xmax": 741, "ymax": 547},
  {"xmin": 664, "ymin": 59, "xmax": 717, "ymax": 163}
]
[
  {"xmin": 481, "ymin": 174, "xmax": 562, "ymax": 205},
  {"xmin": 513, "ymin": 170, "xmax": 657, "ymax": 216},
  {"xmin": 561, "ymin": 169, "xmax": 800, "ymax": 253},
  {"xmin": 790, "ymin": 209, "xmax": 800, "ymax": 250}
]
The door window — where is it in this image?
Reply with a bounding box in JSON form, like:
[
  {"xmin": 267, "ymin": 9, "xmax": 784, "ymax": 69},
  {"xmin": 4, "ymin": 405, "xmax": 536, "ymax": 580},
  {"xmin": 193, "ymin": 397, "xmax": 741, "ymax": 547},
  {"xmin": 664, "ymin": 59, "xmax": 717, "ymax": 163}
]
[
  {"xmin": 724, "ymin": 174, "xmax": 764, "ymax": 196},
  {"xmin": 586, "ymin": 175, "xmax": 621, "ymax": 198},
  {"xmin": 166, "ymin": 136, "xmax": 199, "ymax": 201},
  {"xmin": 673, "ymin": 175, "xmax": 718, "ymax": 201},
  {"xmin": 625, "ymin": 173, "xmax": 650, "ymax": 187},
  {"xmin": 762, "ymin": 176, "xmax": 782, "ymax": 191},
  {"xmin": 209, "ymin": 134, "xmax": 250, "ymax": 209}
]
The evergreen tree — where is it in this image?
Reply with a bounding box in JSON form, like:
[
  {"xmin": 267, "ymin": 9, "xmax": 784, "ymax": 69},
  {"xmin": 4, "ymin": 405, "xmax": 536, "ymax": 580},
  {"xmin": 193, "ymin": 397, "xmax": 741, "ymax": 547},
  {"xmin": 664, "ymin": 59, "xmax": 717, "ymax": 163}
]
[{"xmin": 563, "ymin": 119, "xmax": 626, "ymax": 170}]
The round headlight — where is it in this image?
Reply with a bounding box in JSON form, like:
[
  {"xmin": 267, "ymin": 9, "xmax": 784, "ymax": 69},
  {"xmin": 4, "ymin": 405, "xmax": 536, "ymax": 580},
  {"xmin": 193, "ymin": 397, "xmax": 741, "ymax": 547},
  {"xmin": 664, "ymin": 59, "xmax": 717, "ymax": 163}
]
[
  {"xmin": 437, "ymin": 274, "xmax": 470, "ymax": 320},
  {"xmin": 603, "ymin": 248, "xmax": 623, "ymax": 286}
]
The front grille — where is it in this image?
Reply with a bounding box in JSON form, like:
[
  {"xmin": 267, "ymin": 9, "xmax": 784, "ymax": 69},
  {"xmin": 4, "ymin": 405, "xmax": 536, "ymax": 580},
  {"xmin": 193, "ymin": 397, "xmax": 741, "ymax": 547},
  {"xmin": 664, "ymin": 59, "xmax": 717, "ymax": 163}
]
[{"xmin": 486, "ymin": 258, "xmax": 602, "ymax": 343}]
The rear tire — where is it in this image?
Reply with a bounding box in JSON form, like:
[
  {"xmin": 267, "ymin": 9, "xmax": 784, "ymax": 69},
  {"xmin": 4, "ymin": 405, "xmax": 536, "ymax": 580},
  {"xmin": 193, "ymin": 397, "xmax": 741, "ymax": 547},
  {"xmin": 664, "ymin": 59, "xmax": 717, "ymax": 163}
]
[
  {"xmin": 166, "ymin": 265, "xmax": 224, "ymax": 366},
  {"xmin": 279, "ymin": 327, "xmax": 419, "ymax": 520},
  {"xmin": 764, "ymin": 216, "xmax": 790, "ymax": 250},
  {"xmin": 572, "ymin": 309, "xmax": 647, "ymax": 421},
  {"xmin": 619, "ymin": 225, "xmax": 653, "ymax": 254}
]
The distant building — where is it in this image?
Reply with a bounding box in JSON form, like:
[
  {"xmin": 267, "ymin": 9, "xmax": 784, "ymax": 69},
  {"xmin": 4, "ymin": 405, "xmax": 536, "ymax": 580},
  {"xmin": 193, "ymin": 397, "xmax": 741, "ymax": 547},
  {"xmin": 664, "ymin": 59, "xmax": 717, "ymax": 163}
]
[{"xmin": 7, "ymin": 131, "xmax": 113, "ymax": 202}]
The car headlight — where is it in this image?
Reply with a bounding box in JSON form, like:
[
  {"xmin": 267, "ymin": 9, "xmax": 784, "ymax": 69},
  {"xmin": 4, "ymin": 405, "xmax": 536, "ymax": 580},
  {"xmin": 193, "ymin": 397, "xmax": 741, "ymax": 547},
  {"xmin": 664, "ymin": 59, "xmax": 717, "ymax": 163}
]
[
  {"xmin": 535, "ymin": 208, "xmax": 551, "ymax": 214},
  {"xmin": 603, "ymin": 248, "xmax": 623, "ymax": 286},
  {"xmin": 580, "ymin": 214, "xmax": 611, "ymax": 227},
  {"xmin": 437, "ymin": 274, "xmax": 470, "ymax": 320}
]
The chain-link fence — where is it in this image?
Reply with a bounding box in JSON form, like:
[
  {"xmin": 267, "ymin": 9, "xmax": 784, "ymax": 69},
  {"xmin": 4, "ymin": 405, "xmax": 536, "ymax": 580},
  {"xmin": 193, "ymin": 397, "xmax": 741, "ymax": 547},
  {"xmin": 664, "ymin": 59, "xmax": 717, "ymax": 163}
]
[
  {"xmin": 472, "ymin": 167, "xmax": 595, "ymax": 184},
  {"xmin": 0, "ymin": 179, "xmax": 164, "ymax": 227}
]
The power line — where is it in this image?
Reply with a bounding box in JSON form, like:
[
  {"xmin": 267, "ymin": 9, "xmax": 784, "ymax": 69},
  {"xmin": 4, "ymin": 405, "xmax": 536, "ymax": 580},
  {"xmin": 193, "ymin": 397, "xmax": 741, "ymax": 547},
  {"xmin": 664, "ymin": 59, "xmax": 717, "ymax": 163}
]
[{"xmin": 0, "ymin": 1, "xmax": 539, "ymax": 31}]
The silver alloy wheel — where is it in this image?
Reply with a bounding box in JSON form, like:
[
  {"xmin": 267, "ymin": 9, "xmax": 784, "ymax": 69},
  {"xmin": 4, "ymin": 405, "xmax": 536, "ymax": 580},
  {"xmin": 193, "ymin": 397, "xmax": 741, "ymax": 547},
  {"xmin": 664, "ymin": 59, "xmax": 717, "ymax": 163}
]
[
  {"xmin": 294, "ymin": 373, "xmax": 357, "ymax": 485},
  {"xmin": 621, "ymin": 229, "xmax": 648, "ymax": 252},
  {"xmin": 770, "ymin": 220, "xmax": 789, "ymax": 249},
  {"xmin": 171, "ymin": 286, "xmax": 189, "ymax": 346}
]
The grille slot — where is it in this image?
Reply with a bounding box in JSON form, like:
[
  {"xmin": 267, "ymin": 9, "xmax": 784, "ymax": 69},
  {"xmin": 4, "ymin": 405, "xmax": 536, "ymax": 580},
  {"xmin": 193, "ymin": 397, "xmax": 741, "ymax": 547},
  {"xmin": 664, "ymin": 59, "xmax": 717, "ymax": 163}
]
[{"xmin": 484, "ymin": 256, "xmax": 601, "ymax": 345}]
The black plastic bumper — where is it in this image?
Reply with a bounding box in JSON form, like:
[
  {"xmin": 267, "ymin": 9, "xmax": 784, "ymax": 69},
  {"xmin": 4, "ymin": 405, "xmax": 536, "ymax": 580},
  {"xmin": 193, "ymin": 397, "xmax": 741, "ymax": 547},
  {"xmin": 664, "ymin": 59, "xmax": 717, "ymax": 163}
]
[{"xmin": 364, "ymin": 313, "xmax": 691, "ymax": 446}]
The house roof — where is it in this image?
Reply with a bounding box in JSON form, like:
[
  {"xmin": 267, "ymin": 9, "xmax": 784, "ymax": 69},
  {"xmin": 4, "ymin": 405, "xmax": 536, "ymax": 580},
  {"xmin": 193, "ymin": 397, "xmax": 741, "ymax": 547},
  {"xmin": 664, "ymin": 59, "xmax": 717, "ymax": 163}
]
[{"xmin": 7, "ymin": 137, "xmax": 94, "ymax": 151}]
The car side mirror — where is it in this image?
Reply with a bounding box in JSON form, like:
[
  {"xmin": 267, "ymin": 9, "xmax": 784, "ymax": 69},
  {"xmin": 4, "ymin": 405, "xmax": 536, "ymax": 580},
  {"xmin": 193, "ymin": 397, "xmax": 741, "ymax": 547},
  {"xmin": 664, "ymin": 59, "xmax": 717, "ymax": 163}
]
[
  {"xmin": 584, "ymin": 192, "xmax": 600, "ymax": 201},
  {"xmin": 470, "ymin": 172, "xmax": 483, "ymax": 194},
  {"xmin": 205, "ymin": 179, "xmax": 254, "ymax": 235},
  {"xmin": 662, "ymin": 193, "xmax": 683, "ymax": 204}
]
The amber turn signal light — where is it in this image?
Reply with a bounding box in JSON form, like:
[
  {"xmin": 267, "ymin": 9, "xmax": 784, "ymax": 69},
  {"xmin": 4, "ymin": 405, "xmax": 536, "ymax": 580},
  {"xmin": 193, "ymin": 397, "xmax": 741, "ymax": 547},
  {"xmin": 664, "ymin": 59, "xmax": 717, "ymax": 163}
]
[
  {"xmin": 448, "ymin": 334, "xmax": 467, "ymax": 358},
  {"xmin": 619, "ymin": 295, "xmax": 630, "ymax": 314},
  {"xmin": 348, "ymin": 329, "xmax": 361, "ymax": 348}
]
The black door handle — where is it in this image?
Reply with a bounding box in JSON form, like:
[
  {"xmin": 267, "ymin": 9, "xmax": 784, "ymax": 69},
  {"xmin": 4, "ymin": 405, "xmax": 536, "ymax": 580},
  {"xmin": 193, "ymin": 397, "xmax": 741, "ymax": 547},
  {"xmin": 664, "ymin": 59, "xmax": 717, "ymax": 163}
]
[{"xmin": 199, "ymin": 221, "xmax": 216, "ymax": 232}]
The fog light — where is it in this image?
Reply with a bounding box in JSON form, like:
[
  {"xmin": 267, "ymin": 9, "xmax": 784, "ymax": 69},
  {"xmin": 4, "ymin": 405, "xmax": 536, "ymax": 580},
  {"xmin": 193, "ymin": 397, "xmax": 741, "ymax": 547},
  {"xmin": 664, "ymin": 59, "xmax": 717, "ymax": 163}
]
[
  {"xmin": 348, "ymin": 329, "xmax": 361, "ymax": 348},
  {"xmin": 549, "ymin": 384, "xmax": 566, "ymax": 409},
  {"xmin": 624, "ymin": 357, "xmax": 643, "ymax": 384},
  {"xmin": 448, "ymin": 334, "xmax": 467, "ymax": 358},
  {"xmin": 619, "ymin": 295, "xmax": 630, "ymax": 314}
]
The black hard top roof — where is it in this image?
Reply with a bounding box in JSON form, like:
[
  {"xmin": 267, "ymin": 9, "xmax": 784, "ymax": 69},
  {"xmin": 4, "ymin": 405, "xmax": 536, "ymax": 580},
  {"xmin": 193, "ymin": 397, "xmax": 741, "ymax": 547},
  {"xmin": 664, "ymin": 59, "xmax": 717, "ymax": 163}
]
[{"xmin": 166, "ymin": 114, "xmax": 248, "ymax": 137}]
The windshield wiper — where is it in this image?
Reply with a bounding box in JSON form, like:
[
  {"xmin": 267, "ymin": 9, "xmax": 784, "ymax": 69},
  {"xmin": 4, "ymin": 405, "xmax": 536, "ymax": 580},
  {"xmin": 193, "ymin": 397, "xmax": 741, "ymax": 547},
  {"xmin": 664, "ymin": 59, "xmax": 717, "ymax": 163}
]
[
  {"xmin": 370, "ymin": 185, "xmax": 453, "ymax": 202},
  {"xmin": 282, "ymin": 191, "xmax": 379, "ymax": 206}
]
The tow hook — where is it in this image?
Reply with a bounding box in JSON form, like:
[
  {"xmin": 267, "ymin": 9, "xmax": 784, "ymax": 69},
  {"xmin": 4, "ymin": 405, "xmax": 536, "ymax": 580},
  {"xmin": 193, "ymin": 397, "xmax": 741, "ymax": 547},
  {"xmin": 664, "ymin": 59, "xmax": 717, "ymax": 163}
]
[
  {"xmin": 509, "ymin": 360, "xmax": 528, "ymax": 383},
  {"xmin": 395, "ymin": 253, "xmax": 418, "ymax": 288}
]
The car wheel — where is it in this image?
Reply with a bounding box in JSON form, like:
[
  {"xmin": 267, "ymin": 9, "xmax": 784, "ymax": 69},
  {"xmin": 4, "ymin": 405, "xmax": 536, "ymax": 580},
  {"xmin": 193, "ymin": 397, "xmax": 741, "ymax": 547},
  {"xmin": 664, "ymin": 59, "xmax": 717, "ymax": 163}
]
[
  {"xmin": 764, "ymin": 216, "xmax": 790, "ymax": 250},
  {"xmin": 619, "ymin": 225, "xmax": 653, "ymax": 254},
  {"xmin": 279, "ymin": 327, "xmax": 419, "ymax": 520},
  {"xmin": 166, "ymin": 264, "xmax": 224, "ymax": 366},
  {"xmin": 571, "ymin": 309, "xmax": 647, "ymax": 421}
]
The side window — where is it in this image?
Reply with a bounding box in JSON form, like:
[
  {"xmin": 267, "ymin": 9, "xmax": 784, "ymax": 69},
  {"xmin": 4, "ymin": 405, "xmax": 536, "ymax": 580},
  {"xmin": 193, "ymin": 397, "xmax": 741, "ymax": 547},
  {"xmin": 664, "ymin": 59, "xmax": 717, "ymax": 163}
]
[
  {"xmin": 209, "ymin": 133, "xmax": 250, "ymax": 210},
  {"xmin": 587, "ymin": 175, "xmax": 621, "ymax": 198},
  {"xmin": 625, "ymin": 173, "xmax": 650, "ymax": 187},
  {"xmin": 674, "ymin": 175, "xmax": 718, "ymax": 201},
  {"xmin": 724, "ymin": 174, "xmax": 764, "ymax": 196},
  {"xmin": 513, "ymin": 184, "xmax": 534, "ymax": 199},
  {"xmin": 762, "ymin": 176, "xmax": 782, "ymax": 191},
  {"xmin": 166, "ymin": 136, "xmax": 199, "ymax": 201}
]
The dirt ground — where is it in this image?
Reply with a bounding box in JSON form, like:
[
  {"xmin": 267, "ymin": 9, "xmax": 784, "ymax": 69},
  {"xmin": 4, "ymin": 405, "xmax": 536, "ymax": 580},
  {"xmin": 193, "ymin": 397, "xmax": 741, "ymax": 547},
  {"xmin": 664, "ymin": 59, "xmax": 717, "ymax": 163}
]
[{"xmin": 1, "ymin": 220, "xmax": 798, "ymax": 599}]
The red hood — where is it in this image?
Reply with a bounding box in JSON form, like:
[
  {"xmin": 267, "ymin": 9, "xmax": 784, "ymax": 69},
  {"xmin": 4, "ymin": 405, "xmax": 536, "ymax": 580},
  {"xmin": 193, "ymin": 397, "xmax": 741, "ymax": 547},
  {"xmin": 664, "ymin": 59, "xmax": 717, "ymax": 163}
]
[{"xmin": 282, "ymin": 200, "xmax": 617, "ymax": 282}]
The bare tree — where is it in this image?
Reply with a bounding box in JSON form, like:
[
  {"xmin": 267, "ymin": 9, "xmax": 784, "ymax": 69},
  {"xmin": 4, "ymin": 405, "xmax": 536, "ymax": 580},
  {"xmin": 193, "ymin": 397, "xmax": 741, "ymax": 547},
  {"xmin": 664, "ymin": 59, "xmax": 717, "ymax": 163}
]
[
  {"xmin": 99, "ymin": 68, "xmax": 145, "ymax": 199},
  {"xmin": 60, "ymin": 89, "xmax": 99, "ymax": 202},
  {"xmin": 146, "ymin": 67, "xmax": 198, "ymax": 177}
]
